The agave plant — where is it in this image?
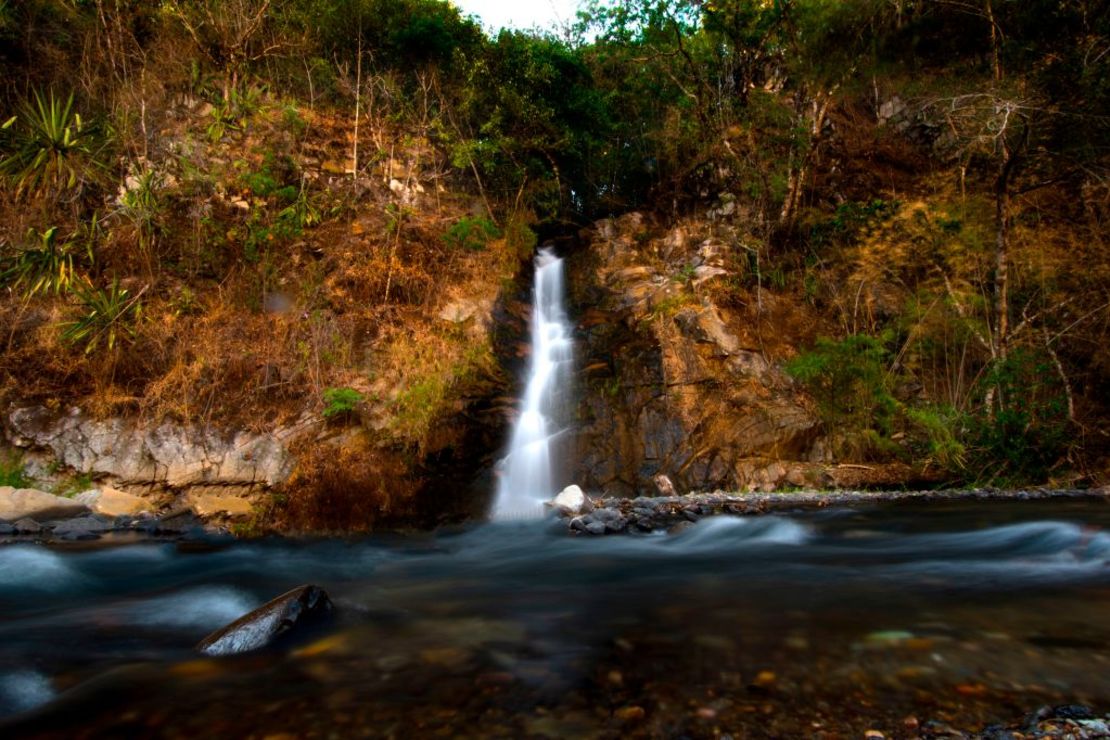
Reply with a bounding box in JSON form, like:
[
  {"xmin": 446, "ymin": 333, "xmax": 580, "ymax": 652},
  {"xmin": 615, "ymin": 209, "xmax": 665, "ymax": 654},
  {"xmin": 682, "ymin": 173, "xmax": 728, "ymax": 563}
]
[
  {"xmin": 0, "ymin": 90, "xmax": 100, "ymax": 199},
  {"xmin": 61, "ymin": 278, "xmax": 144, "ymax": 355},
  {"xmin": 118, "ymin": 168, "xmax": 165, "ymax": 253},
  {"xmin": 0, "ymin": 226, "xmax": 82, "ymax": 297}
]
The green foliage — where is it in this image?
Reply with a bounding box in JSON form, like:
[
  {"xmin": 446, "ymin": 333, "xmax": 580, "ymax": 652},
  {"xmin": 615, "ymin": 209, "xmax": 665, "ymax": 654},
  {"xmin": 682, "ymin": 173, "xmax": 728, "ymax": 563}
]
[
  {"xmin": 0, "ymin": 90, "xmax": 102, "ymax": 198},
  {"xmin": 322, "ymin": 387, "xmax": 365, "ymax": 419},
  {"xmin": 1, "ymin": 226, "xmax": 86, "ymax": 298},
  {"xmin": 239, "ymin": 152, "xmax": 297, "ymax": 200},
  {"xmin": 458, "ymin": 31, "xmax": 610, "ymax": 215},
  {"xmin": 786, "ymin": 334, "xmax": 898, "ymax": 458},
  {"xmin": 502, "ymin": 217, "xmax": 538, "ymax": 260},
  {"xmin": 0, "ymin": 451, "xmax": 32, "ymax": 488},
  {"xmin": 276, "ymin": 182, "xmax": 322, "ymax": 231},
  {"xmin": 53, "ymin": 471, "xmax": 95, "ymax": 498},
  {"xmin": 206, "ymin": 85, "xmax": 266, "ymax": 141},
  {"xmin": 61, "ymin": 278, "xmax": 143, "ymax": 354},
  {"xmin": 905, "ymin": 404, "xmax": 967, "ymax": 473},
  {"xmin": 969, "ymin": 349, "xmax": 1072, "ymax": 483},
  {"xmin": 442, "ymin": 216, "xmax": 499, "ymax": 252},
  {"xmin": 118, "ymin": 169, "xmax": 165, "ymax": 253},
  {"xmin": 808, "ymin": 199, "xmax": 897, "ymax": 250}
]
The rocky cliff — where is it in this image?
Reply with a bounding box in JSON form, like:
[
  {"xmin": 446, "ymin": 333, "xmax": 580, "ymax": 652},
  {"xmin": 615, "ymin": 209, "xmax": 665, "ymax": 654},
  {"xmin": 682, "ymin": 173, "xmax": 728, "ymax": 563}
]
[{"xmin": 567, "ymin": 212, "xmax": 922, "ymax": 497}]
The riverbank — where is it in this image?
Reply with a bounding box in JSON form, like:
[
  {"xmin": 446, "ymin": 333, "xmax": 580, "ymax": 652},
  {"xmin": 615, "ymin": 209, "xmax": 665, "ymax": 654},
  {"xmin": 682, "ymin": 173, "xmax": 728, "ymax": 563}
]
[
  {"xmin": 560, "ymin": 488, "xmax": 1110, "ymax": 535},
  {"xmin": 3, "ymin": 485, "xmax": 1107, "ymax": 546}
]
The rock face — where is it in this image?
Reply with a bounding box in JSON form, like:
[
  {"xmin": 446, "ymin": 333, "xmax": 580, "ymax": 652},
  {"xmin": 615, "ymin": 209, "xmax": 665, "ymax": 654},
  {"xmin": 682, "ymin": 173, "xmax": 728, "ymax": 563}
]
[
  {"xmin": 0, "ymin": 487, "xmax": 89, "ymax": 521},
  {"xmin": 3, "ymin": 406, "xmax": 297, "ymax": 508},
  {"xmin": 196, "ymin": 585, "xmax": 334, "ymax": 656},
  {"xmin": 567, "ymin": 213, "xmax": 822, "ymax": 497}
]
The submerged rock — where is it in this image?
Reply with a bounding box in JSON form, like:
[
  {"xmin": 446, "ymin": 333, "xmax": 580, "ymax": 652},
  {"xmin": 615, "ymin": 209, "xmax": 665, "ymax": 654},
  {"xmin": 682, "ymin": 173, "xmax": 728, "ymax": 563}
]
[
  {"xmin": 196, "ymin": 585, "xmax": 334, "ymax": 656},
  {"xmin": 50, "ymin": 516, "xmax": 112, "ymax": 541}
]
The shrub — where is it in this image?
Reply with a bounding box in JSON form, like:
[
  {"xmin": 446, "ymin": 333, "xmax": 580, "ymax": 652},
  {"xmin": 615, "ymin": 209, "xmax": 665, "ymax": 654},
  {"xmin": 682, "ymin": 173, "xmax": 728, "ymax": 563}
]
[
  {"xmin": 786, "ymin": 334, "xmax": 898, "ymax": 458},
  {"xmin": 442, "ymin": 216, "xmax": 500, "ymax": 252},
  {"xmin": 968, "ymin": 348, "xmax": 1072, "ymax": 483},
  {"xmin": 322, "ymin": 386, "xmax": 365, "ymax": 419},
  {"xmin": 0, "ymin": 451, "xmax": 32, "ymax": 488}
]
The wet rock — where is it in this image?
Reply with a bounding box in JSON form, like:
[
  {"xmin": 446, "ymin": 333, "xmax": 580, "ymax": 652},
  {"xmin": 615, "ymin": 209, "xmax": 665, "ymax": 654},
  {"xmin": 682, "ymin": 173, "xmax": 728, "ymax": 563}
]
[
  {"xmin": 51, "ymin": 516, "xmax": 112, "ymax": 541},
  {"xmin": 548, "ymin": 485, "xmax": 593, "ymax": 516},
  {"xmin": 604, "ymin": 516, "xmax": 628, "ymax": 533},
  {"xmin": 12, "ymin": 518, "xmax": 45, "ymax": 534},
  {"xmin": 0, "ymin": 486, "xmax": 89, "ymax": 521},
  {"xmin": 585, "ymin": 520, "xmax": 607, "ymax": 535},
  {"xmin": 196, "ymin": 584, "xmax": 334, "ymax": 656},
  {"xmin": 667, "ymin": 520, "xmax": 695, "ymax": 535}
]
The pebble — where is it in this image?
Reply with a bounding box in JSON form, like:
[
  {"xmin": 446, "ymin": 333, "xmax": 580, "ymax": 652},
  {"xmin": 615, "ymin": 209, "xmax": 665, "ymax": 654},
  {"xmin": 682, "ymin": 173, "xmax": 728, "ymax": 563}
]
[{"xmin": 614, "ymin": 705, "xmax": 645, "ymax": 723}]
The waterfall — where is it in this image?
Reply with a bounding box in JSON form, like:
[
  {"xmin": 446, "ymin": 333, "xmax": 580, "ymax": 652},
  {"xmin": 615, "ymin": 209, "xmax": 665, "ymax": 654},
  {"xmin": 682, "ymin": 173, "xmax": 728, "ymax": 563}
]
[{"xmin": 492, "ymin": 247, "xmax": 575, "ymax": 519}]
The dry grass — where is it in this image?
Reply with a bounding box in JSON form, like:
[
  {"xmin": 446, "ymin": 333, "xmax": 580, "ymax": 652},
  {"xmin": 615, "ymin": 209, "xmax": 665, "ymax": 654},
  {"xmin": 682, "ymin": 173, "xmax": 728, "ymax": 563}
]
[{"xmin": 0, "ymin": 88, "xmax": 526, "ymax": 456}]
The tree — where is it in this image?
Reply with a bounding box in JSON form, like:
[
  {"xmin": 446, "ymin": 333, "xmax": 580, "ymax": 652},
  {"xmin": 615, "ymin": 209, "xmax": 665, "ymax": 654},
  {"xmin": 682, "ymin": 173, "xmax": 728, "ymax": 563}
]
[{"xmin": 162, "ymin": 0, "xmax": 302, "ymax": 101}]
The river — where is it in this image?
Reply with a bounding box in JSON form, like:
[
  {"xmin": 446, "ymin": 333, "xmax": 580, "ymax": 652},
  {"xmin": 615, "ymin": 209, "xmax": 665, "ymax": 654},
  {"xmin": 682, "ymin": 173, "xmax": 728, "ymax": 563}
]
[{"xmin": 1, "ymin": 498, "xmax": 1108, "ymax": 738}]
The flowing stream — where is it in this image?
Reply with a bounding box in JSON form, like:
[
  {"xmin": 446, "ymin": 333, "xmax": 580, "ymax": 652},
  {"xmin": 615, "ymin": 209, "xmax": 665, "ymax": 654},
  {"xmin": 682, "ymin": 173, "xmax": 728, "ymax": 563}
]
[
  {"xmin": 492, "ymin": 247, "xmax": 575, "ymax": 519},
  {"xmin": 1, "ymin": 499, "xmax": 1109, "ymax": 737}
]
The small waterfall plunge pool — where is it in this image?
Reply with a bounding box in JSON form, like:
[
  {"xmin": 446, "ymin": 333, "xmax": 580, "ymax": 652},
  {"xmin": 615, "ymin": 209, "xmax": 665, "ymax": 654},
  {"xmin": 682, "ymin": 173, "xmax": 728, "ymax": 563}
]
[{"xmin": 1, "ymin": 497, "xmax": 1109, "ymax": 737}]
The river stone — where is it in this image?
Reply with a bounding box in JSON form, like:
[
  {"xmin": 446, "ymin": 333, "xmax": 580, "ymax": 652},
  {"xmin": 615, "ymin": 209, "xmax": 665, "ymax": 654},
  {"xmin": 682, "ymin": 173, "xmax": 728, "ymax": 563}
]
[
  {"xmin": 51, "ymin": 516, "xmax": 112, "ymax": 540},
  {"xmin": 549, "ymin": 485, "xmax": 592, "ymax": 516},
  {"xmin": 74, "ymin": 487, "xmax": 149, "ymax": 517},
  {"xmin": 0, "ymin": 487, "xmax": 89, "ymax": 521},
  {"xmin": 585, "ymin": 520, "xmax": 607, "ymax": 535},
  {"xmin": 196, "ymin": 584, "xmax": 334, "ymax": 656},
  {"xmin": 12, "ymin": 518, "xmax": 45, "ymax": 534}
]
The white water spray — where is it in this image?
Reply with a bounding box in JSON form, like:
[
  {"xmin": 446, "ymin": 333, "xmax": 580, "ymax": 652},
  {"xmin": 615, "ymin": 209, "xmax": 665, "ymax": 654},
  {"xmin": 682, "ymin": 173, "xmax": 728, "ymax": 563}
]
[{"xmin": 492, "ymin": 248, "xmax": 575, "ymax": 519}]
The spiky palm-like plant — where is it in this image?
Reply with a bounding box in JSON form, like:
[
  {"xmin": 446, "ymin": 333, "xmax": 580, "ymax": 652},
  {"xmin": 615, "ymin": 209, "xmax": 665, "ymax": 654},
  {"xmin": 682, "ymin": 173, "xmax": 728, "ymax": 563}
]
[
  {"xmin": 61, "ymin": 278, "xmax": 144, "ymax": 355},
  {"xmin": 0, "ymin": 226, "xmax": 82, "ymax": 298},
  {"xmin": 0, "ymin": 91, "xmax": 100, "ymax": 200}
]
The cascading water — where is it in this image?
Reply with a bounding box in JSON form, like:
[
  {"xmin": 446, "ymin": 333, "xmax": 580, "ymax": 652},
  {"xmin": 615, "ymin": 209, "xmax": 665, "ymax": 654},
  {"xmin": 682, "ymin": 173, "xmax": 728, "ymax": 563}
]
[{"xmin": 492, "ymin": 247, "xmax": 575, "ymax": 519}]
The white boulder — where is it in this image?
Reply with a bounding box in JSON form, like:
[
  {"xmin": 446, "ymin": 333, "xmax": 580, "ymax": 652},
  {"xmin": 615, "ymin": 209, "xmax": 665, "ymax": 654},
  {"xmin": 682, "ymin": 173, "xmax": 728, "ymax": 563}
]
[{"xmin": 548, "ymin": 485, "xmax": 593, "ymax": 516}]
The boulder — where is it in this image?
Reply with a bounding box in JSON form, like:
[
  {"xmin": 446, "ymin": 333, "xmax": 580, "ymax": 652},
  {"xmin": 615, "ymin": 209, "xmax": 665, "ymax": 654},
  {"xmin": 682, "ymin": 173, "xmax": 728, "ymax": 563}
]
[
  {"xmin": 184, "ymin": 490, "xmax": 255, "ymax": 518},
  {"xmin": 0, "ymin": 487, "xmax": 89, "ymax": 522},
  {"xmin": 196, "ymin": 585, "xmax": 334, "ymax": 656},
  {"xmin": 548, "ymin": 485, "xmax": 593, "ymax": 516},
  {"xmin": 74, "ymin": 487, "xmax": 149, "ymax": 517},
  {"xmin": 653, "ymin": 474, "xmax": 677, "ymax": 496}
]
